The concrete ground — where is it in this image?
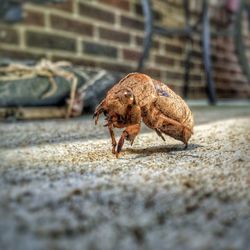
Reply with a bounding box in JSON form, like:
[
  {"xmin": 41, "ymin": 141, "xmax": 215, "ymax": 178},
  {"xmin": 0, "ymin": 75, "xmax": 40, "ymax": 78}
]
[{"xmin": 0, "ymin": 105, "xmax": 250, "ymax": 250}]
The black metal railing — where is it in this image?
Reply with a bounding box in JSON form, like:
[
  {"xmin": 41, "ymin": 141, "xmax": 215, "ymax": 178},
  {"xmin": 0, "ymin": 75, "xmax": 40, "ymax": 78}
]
[{"xmin": 138, "ymin": 0, "xmax": 250, "ymax": 104}]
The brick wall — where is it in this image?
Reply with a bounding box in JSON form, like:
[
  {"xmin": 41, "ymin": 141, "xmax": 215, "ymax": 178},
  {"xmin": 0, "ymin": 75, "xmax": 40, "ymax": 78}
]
[{"xmin": 0, "ymin": 0, "xmax": 250, "ymax": 99}]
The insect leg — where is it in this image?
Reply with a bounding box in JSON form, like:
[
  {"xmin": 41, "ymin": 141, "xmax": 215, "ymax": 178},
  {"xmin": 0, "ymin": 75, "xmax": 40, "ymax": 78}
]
[
  {"xmin": 155, "ymin": 128, "xmax": 165, "ymax": 141},
  {"xmin": 158, "ymin": 114, "xmax": 192, "ymax": 146},
  {"xmin": 126, "ymin": 124, "xmax": 141, "ymax": 146},
  {"xmin": 116, "ymin": 124, "xmax": 141, "ymax": 158},
  {"xmin": 93, "ymin": 99, "xmax": 106, "ymax": 125},
  {"xmin": 116, "ymin": 130, "xmax": 128, "ymax": 158},
  {"xmin": 108, "ymin": 124, "xmax": 117, "ymax": 154},
  {"xmin": 183, "ymin": 127, "xmax": 190, "ymax": 149}
]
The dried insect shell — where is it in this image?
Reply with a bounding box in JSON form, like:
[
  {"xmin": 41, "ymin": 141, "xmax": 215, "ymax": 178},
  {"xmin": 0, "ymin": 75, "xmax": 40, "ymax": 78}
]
[{"xmin": 94, "ymin": 73, "xmax": 194, "ymax": 157}]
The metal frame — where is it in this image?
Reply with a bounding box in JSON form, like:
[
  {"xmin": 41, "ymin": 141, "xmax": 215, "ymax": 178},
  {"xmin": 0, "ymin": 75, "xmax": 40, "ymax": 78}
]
[
  {"xmin": 137, "ymin": 0, "xmax": 250, "ymax": 104},
  {"xmin": 234, "ymin": 0, "xmax": 250, "ymax": 83},
  {"xmin": 201, "ymin": 0, "xmax": 216, "ymax": 104}
]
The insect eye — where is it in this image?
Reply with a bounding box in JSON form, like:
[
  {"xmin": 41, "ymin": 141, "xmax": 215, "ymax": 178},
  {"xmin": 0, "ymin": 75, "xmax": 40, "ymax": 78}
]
[
  {"xmin": 124, "ymin": 91, "xmax": 132, "ymax": 98},
  {"xmin": 123, "ymin": 91, "xmax": 134, "ymax": 104}
]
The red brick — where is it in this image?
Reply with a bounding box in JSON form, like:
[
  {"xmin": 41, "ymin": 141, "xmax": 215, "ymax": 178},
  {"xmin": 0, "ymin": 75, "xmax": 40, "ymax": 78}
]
[
  {"xmin": 0, "ymin": 49, "xmax": 45, "ymax": 60},
  {"xmin": 23, "ymin": 9, "xmax": 45, "ymax": 26},
  {"xmin": 214, "ymin": 75, "xmax": 234, "ymax": 84},
  {"xmin": 50, "ymin": 15, "xmax": 93, "ymax": 37},
  {"xmin": 213, "ymin": 64, "xmax": 242, "ymax": 74},
  {"xmin": 190, "ymin": 74, "xmax": 202, "ymax": 81},
  {"xmin": 26, "ymin": 31, "xmax": 76, "ymax": 52},
  {"xmin": 153, "ymin": 40, "xmax": 160, "ymax": 50},
  {"xmin": 135, "ymin": 36, "xmax": 159, "ymax": 49},
  {"xmin": 134, "ymin": 3, "xmax": 162, "ymax": 21},
  {"xmin": 192, "ymin": 50, "xmax": 202, "ymax": 59},
  {"xmin": 122, "ymin": 49, "xmax": 141, "ymax": 61},
  {"xmin": 165, "ymin": 44, "xmax": 183, "ymax": 54},
  {"xmin": 212, "ymin": 51, "xmax": 238, "ymax": 64},
  {"xmin": 99, "ymin": 0, "xmax": 130, "ymax": 11},
  {"xmin": 188, "ymin": 86, "xmax": 207, "ymax": 99},
  {"xmin": 83, "ymin": 42, "xmax": 117, "ymax": 58},
  {"xmin": 155, "ymin": 55, "xmax": 175, "ymax": 66},
  {"xmin": 47, "ymin": 0, "xmax": 73, "ymax": 12},
  {"xmin": 121, "ymin": 16, "xmax": 144, "ymax": 30},
  {"xmin": 166, "ymin": 71, "xmax": 183, "ymax": 80},
  {"xmin": 214, "ymin": 37, "xmax": 235, "ymax": 52},
  {"xmin": 78, "ymin": 3, "xmax": 115, "ymax": 24},
  {"xmin": 0, "ymin": 27, "xmax": 19, "ymax": 44},
  {"xmin": 98, "ymin": 61, "xmax": 134, "ymax": 73},
  {"xmin": 135, "ymin": 36, "xmax": 143, "ymax": 46},
  {"xmin": 51, "ymin": 55, "xmax": 97, "ymax": 67},
  {"xmin": 229, "ymin": 65, "xmax": 243, "ymax": 74},
  {"xmin": 215, "ymin": 87, "xmax": 250, "ymax": 98},
  {"xmin": 179, "ymin": 60, "xmax": 196, "ymax": 69},
  {"xmin": 99, "ymin": 27, "xmax": 130, "ymax": 43},
  {"xmin": 134, "ymin": 3, "xmax": 143, "ymax": 15}
]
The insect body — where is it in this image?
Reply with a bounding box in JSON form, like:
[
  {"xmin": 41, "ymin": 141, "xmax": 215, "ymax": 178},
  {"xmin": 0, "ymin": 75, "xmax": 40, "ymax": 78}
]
[{"xmin": 94, "ymin": 73, "xmax": 194, "ymax": 158}]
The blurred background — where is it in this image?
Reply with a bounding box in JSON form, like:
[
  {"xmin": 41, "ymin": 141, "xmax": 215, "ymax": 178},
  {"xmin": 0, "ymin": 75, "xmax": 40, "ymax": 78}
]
[
  {"xmin": 0, "ymin": 0, "xmax": 250, "ymax": 120},
  {"xmin": 1, "ymin": 2, "xmax": 250, "ymax": 250}
]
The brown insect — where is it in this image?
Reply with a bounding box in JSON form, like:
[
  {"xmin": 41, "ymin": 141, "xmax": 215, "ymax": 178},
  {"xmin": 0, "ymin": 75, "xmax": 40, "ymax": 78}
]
[{"xmin": 94, "ymin": 73, "xmax": 194, "ymax": 158}]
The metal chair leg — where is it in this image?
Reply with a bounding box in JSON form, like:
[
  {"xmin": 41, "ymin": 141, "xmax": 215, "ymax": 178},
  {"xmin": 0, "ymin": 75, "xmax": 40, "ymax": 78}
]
[
  {"xmin": 138, "ymin": 0, "xmax": 217, "ymax": 105},
  {"xmin": 202, "ymin": 0, "xmax": 217, "ymax": 104},
  {"xmin": 234, "ymin": 0, "xmax": 250, "ymax": 83},
  {"xmin": 137, "ymin": 0, "xmax": 153, "ymax": 72}
]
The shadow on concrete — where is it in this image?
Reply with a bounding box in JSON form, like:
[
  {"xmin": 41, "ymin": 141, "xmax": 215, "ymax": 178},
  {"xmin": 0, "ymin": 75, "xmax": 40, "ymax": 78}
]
[
  {"xmin": 125, "ymin": 143, "xmax": 201, "ymax": 157},
  {"xmin": 1, "ymin": 105, "xmax": 249, "ymax": 150}
]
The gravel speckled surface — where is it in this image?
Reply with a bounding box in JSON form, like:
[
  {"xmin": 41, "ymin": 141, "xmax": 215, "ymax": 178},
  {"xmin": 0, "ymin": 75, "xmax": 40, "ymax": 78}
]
[{"xmin": 0, "ymin": 106, "xmax": 250, "ymax": 250}]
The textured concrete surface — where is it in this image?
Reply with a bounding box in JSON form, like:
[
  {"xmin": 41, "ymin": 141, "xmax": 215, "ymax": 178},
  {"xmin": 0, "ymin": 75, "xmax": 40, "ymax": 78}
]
[{"xmin": 0, "ymin": 106, "xmax": 250, "ymax": 250}]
